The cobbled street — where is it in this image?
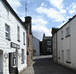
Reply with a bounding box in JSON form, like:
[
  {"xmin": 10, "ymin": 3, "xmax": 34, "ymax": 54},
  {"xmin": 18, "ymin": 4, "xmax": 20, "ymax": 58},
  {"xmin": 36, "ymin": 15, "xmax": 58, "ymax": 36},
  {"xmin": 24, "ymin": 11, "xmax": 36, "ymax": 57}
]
[{"xmin": 22, "ymin": 56, "xmax": 76, "ymax": 74}]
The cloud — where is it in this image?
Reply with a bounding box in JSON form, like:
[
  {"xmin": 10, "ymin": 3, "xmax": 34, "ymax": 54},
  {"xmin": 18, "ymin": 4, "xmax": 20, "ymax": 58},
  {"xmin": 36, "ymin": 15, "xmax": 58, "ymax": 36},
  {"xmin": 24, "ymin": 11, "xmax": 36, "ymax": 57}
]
[
  {"xmin": 7, "ymin": 0, "xmax": 22, "ymax": 9},
  {"xmin": 68, "ymin": 2, "xmax": 76, "ymax": 15},
  {"xmin": 41, "ymin": 2, "xmax": 47, "ymax": 7},
  {"xmin": 32, "ymin": 17, "xmax": 47, "ymax": 25},
  {"xmin": 48, "ymin": 0, "xmax": 66, "ymax": 14},
  {"xmin": 32, "ymin": 25, "xmax": 52, "ymax": 40},
  {"xmin": 48, "ymin": 0, "xmax": 63, "ymax": 10},
  {"xmin": 36, "ymin": 6, "xmax": 66, "ymax": 22},
  {"xmin": 32, "ymin": 17, "xmax": 51, "ymax": 40}
]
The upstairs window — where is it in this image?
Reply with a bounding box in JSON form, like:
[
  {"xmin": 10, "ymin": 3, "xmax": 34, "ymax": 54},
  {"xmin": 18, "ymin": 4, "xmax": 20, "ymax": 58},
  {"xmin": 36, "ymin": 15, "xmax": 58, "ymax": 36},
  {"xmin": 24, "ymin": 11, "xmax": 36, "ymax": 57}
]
[
  {"xmin": 61, "ymin": 31, "xmax": 64, "ymax": 40},
  {"xmin": 66, "ymin": 26, "xmax": 70, "ymax": 37},
  {"xmin": 47, "ymin": 41, "xmax": 51, "ymax": 45},
  {"xmin": 47, "ymin": 48, "xmax": 51, "ymax": 52},
  {"xmin": 17, "ymin": 26, "xmax": 20, "ymax": 42},
  {"xmin": 23, "ymin": 32, "xmax": 25, "ymax": 45},
  {"xmin": 5, "ymin": 24, "xmax": 10, "ymax": 40}
]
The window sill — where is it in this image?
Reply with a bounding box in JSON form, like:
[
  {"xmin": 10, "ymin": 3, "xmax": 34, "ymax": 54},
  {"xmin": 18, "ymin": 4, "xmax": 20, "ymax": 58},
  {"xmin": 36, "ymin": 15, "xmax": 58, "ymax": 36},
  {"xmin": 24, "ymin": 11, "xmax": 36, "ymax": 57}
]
[
  {"xmin": 66, "ymin": 61, "xmax": 71, "ymax": 64},
  {"xmin": 61, "ymin": 38, "xmax": 64, "ymax": 40},
  {"xmin": 17, "ymin": 40, "xmax": 20, "ymax": 42},
  {"xmin": 65, "ymin": 34, "xmax": 71, "ymax": 38},
  {"xmin": 21, "ymin": 62, "xmax": 24, "ymax": 64},
  {"xmin": 23, "ymin": 43, "xmax": 25, "ymax": 45},
  {"xmin": 6, "ymin": 38, "xmax": 11, "ymax": 41}
]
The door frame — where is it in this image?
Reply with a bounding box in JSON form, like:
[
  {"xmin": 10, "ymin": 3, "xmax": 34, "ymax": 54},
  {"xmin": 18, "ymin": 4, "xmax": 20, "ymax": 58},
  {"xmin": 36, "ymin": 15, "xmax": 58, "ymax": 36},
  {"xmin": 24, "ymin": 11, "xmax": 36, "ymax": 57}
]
[{"xmin": 0, "ymin": 50, "xmax": 3, "ymax": 74}]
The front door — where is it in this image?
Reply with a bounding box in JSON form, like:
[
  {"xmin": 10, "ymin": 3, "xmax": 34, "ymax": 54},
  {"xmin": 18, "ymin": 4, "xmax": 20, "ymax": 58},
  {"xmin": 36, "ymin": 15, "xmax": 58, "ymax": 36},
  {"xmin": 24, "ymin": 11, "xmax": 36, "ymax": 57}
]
[
  {"xmin": 0, "ymin": 51, "xmax": 3, "ymax": 74},
  {"xmin": 9, "ymin": 53, "xmax": 14, "ymax": 73}
]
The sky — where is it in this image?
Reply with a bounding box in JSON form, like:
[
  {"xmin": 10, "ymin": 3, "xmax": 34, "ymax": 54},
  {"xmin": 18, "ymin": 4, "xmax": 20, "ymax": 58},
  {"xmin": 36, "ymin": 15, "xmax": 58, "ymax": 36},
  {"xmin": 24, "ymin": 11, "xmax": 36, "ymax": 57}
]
[{"xmin": 7, "ymin": 0, "xmax": 76, "ymax": 41}]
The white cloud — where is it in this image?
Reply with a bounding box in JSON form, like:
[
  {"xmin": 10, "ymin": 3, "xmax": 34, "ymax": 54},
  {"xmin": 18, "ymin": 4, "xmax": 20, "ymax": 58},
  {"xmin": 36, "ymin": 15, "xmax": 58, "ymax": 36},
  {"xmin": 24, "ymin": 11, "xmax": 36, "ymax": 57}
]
[
  {"xmin": 48, "ymin": 0, "xmax": 63, "ymax": 10},
  {"xmin": 60, "ymin": 9, "xmax": 66, "ymax": 14},
  {"xmin": 32, "ymin": 18, "xmax": 47, "ymax": 25},
  {"xmin": 7, "ymin": 0, "xmax": 22, "ymax": 9},
  {"xmin": 36, "ymin": 7, "xmax": 65, "ymax": 22},
  {"xmin": 41, "ymin": 2, "xmax": 47, "ymax": 7},
  {"xmin": 48, "ymin": 0, "xmax": 66, "ymax": 14},
  {"xmin": 68, "ymin": 2, "xmax": 76, "ymax": 15},
  {"xmin": 32, "ymin": 25, "xmax": 51, "ymax": 40},
  {"xmin": 32, "ymin": 17, "xmax": 51, "ymax": 40},
  {"xmin": 41, "ymin": 3, "xmax": 45, "ymax": 7}
]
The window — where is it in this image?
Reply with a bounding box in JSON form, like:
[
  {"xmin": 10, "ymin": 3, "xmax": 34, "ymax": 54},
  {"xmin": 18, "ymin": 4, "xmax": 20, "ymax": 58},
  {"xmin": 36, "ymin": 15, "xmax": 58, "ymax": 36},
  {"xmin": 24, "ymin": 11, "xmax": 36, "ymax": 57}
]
[
  {"xmin": 66, "ymin": 49, "xmax": 71, "ymax": 63},
  {"xmin": 47, "ymin": 48, "xmax": 51, "ymax": 52},
  {"xmin": 13, "ymin": 52, "xmax": 16, "ymax": 66},
  {"xmin": 23, "ymin": 32, "xmax": 25, "ymax": 45},
  {"xmin": 61, "ymin": 31, "xmax": 64, "ymax": 40},
  {"xmin": 21, "ymin": 49, "xmax": 25, "ymax": 64},
  {"xmin": 47, "ymin": 41, "xmax": 51, "ymax": 45},
  {"xmin": 17, "ymin": 26, "xmax": 20, "ymax": 42},
  {"xmin": 5, "ymin": 24, "xmax": 10, "ymax": 40},
  {"xmin": 66, "ymin": 27, "xmax": 70, "ymax": 37}
]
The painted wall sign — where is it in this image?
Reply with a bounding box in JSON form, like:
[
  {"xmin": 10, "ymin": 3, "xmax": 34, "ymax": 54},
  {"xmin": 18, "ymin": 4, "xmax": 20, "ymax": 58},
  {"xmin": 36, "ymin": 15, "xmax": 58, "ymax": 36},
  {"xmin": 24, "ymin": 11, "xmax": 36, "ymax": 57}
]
[{"xmin": 10, "ymin": 42, "xmax": 20, "ymax": 49}]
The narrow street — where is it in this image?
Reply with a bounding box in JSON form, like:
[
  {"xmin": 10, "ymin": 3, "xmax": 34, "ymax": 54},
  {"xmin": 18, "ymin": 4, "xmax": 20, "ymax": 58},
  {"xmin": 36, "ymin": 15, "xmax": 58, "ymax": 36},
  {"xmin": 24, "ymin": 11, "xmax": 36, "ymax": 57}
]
[{"xmin": 22, "ymin": 56, "xmax": 76, "ymax": 74}]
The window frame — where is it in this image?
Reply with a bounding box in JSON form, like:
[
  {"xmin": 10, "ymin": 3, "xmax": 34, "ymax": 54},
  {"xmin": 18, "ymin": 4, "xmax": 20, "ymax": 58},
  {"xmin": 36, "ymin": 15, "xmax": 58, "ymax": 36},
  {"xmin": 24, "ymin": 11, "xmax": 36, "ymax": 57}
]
[
  {"xmin": 23, "ymin": 32, "xmax": 25, "ymax": 45},
  {"xmin": 65, "ymin": 26, "xmax": 71, "ymax": 38},
  {"xmin": 17, "ymin": 26, "xmax": 20, "ymax": 42},
  {"xmin": 61, "ymin": 31, "xmax": 64, "ymax": 40},
  {"xmin": 5, "ymin": 24, "xmax": 11, "ymax": 40},
  {"xmin": 47, "ymin": 41, "xmax": 51, "ymax": 45}
]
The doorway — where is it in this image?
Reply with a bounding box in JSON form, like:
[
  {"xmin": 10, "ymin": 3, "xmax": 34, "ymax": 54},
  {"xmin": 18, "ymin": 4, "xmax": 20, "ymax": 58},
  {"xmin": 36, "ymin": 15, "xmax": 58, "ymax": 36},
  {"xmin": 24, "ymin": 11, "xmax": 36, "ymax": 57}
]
[
  {"xmin": 0, "ymin": 50, "xmax": 3, "ymax": 74},
  {"xmin": 61, "ymin": 50, "xmax": 64, "ymax": 63}
]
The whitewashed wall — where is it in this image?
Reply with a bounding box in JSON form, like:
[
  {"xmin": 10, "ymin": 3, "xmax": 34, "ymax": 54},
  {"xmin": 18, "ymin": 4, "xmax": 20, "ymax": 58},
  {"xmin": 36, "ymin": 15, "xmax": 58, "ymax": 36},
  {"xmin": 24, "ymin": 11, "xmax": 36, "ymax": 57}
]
[
  {"xmin": 70, "ymin": 17, "xmax": 76, "ymax": 69},
  {"xmin": 33, "ymin": 36, "xmax": 40, "ymax": 56},
  {"xmin": 0, "ymin": 0, "xmax": 27, "ymax": 74},
  {"xmin": 56, "ymin": 16, "xmax": 76, "ymax": 70}
]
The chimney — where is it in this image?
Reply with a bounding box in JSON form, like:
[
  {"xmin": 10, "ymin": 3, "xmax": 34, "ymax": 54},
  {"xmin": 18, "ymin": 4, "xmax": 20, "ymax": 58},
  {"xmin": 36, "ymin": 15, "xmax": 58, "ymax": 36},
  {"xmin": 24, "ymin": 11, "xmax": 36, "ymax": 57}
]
[
  {"xmin": 25, "ymin": 16, "xmax": 31, "ymax": 23},
  {"xmin": 25, "ymin": 16, "xmax": 32, "ymax": 34}
]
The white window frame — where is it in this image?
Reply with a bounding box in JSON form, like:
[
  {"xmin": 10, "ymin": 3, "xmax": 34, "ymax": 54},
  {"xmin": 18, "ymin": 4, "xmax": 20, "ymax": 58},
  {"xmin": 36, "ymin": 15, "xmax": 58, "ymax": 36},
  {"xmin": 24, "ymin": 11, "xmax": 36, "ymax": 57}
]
[{"xmin": 5, "ymin": 24, "xmax": 10, "ymax": 40}]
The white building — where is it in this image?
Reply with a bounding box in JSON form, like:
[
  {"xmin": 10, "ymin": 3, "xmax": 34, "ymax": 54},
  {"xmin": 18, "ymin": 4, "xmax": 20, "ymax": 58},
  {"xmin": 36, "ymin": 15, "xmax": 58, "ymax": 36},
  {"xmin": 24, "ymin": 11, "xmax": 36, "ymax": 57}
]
[
  {"xmin": 33, "ymin": 36, "xmax": 40, "ymax": 56},
  {"xmin": 52, "ymin": 15, "xmax": 76, "ymax": 70},
  {"xmin": 0, "ymin": 0, "xmax": 27, "ymax": 74}
]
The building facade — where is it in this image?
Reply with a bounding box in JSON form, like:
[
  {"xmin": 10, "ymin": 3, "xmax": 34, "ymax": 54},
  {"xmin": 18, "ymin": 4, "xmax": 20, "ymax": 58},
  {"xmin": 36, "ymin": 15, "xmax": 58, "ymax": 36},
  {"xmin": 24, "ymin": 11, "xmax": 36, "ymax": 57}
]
[
  {"xmin": 32, "ymin": 36, "xmax": 40, "ymax": 56},
  {"xmin": 40, "ymin": 34, "xmax": 52, "ymax": 55},
  {"xmin": 0, "ymin": 0, "xmax": 28, "ymax": 74},
  {"xmin": 52, "ymin": 15, "xmax": 76, "ymax": 70}
]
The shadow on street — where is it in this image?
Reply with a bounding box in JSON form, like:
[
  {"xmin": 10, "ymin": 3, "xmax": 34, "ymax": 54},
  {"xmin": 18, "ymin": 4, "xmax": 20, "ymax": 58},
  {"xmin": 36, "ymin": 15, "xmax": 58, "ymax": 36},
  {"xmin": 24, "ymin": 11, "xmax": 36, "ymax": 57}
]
[{"xmin": 33, "ymin": 56, "xmax": 76, "ymax": 74}]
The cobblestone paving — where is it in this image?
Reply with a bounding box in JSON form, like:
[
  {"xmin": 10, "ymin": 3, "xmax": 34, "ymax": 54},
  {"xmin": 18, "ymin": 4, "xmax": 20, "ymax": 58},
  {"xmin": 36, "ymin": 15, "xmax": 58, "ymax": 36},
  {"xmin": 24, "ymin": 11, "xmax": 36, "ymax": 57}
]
[{"xmin": 22, "ymin": 56, "xmax": 76, "ymax": 74}]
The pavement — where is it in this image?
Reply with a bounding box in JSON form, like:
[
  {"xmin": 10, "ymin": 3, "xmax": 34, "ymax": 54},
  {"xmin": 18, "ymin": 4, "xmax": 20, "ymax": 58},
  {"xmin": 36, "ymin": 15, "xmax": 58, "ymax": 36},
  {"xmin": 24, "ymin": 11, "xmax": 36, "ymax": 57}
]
[{"xmin": 22, "ymin": 55, "xmax": 76, "ymax": 74}]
